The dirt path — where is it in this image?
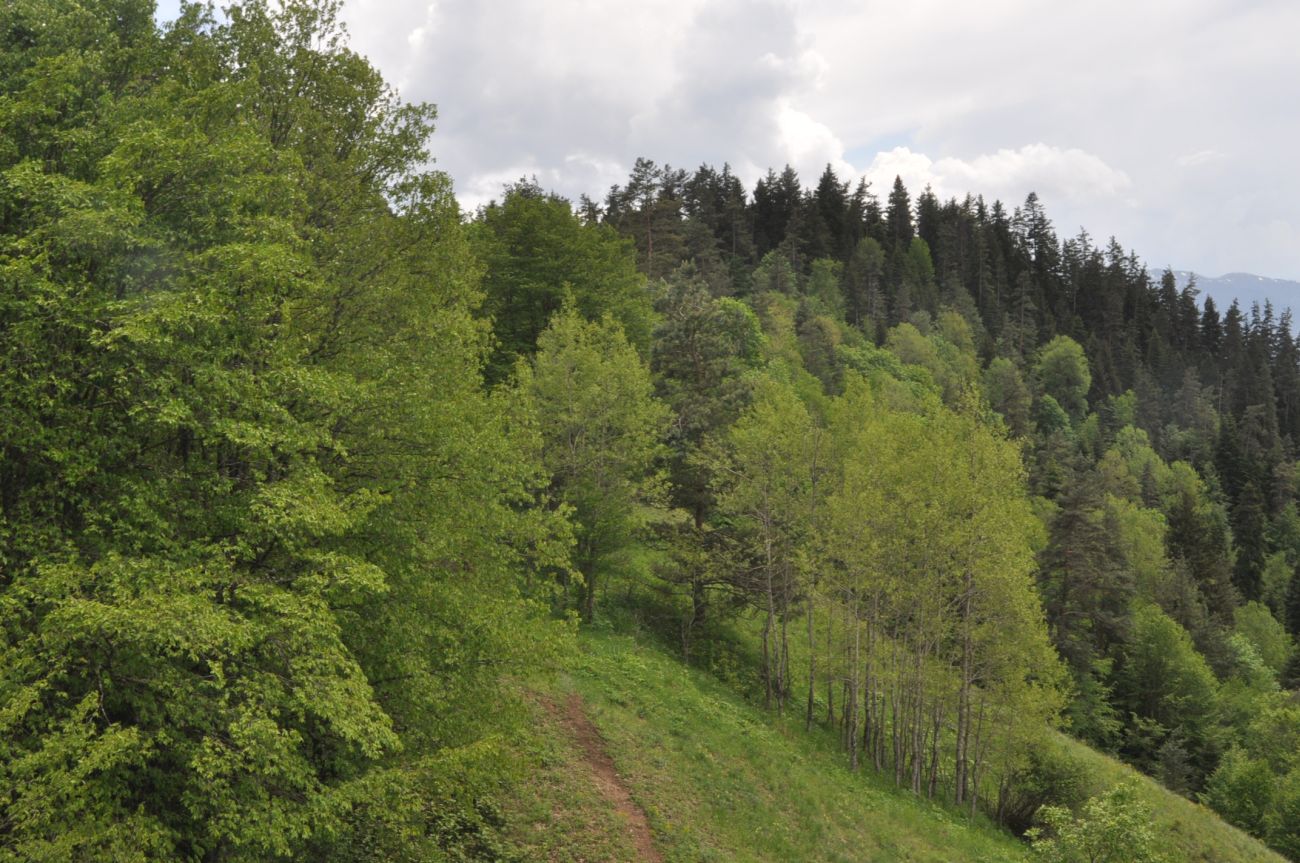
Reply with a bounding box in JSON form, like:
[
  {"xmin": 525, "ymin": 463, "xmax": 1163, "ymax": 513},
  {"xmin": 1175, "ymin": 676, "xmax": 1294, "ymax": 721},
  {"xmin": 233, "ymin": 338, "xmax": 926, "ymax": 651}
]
[{"xmin": 544, "ymin": 692, "xmax": 664, "ymax": 862}]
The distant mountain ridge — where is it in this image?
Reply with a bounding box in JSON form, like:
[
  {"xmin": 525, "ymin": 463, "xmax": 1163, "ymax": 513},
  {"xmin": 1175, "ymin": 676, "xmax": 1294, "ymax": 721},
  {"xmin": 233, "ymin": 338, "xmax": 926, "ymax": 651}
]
[{"xmin": 1149, "ymin": 268, "xmax": 1300, "ymax": 315}]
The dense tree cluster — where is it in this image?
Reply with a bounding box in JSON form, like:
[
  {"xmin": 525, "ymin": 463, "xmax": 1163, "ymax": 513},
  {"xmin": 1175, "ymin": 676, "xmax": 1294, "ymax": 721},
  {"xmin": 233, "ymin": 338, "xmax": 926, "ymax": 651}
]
[
  {"xmin": 3, "ymin": 1, "xmax": 1298, "ymax": 860},
  {"xmin": 1, "ymin": 3, "xmax": 572, "ymax": 859},
  {"xmin": 551, "ymin": 156, "xmax": 1300, "ymax": 855}
]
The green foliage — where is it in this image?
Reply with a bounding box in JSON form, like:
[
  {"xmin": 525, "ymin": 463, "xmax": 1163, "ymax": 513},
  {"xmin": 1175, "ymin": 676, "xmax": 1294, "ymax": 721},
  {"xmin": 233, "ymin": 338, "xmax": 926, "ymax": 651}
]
[
  {"xmin": 1114, "ymin": 604, "xmax": 1221, "ymax": 786},
  {"xmin": 1266, "ymin": 768, "xmax": 1300, "ymax": 859},
  {"xmin": 897, "ymin": 236, "xmax": 939, "ymax": 317},
  {"xmin": 1234, "ymin": 601, "xmax": 1295, "ymax": 678},
  {"xmin": 805, "ymin": 257, "xmax": 846, "ymax": 318},
  {"xmin": 472, "ymin": 181, "xmax": 654, "ymax": 379},
  {"xmin": 1259, "ymin": 551, "xmax": 1294, "ymax": 619},
  {"xmin": 1202, "ymin": 747, "xmax": 1277, "ymax": 835},
  {"xmin": 797, "ymin": 312, "xmax": 845, "ymax": 392},
  {"xmin": 1197, "ymin": 696, "xmax": 1300, "ymax": 858},
  {"xmin": 884, "ymin": 318, "xmax": 979, "ymax": 405},
  {"xmin": 1035, "ymin": 336, "xmax": 1092, "ymax": 422},
  {"xmin": 0, "ymin": 3, "xmax": 571, "ymax": 859},
  {"xmin": 651, "ymin": 264, "xmax": 762, "ymax": 528},
  {"xmin": 1063, "ymin": 660, "xmax": 1123, "ymax": 752},
  {"xmin": 524, "ymin": 306, "xmax": 670, "ymax": 621},
  {"xmin": 1039, "ymin": 476, "xmax": 1131, "ymax": 676},
  {"xmin": 837, "ymin": 341, "xmax": 942, "ymax": 409},
  {"xmin": 817, "ymin": 377, "xmax": 1064, "ymax": 802},
  {"xmin": 751, "ymin": 248, "xmax": 799, "ymax": 295},
  {"xmin": 1001, "ymin": 746, "xmax": 1090, "ymax": 834},
  {"xmin": 1033, "ymin": 395, "xmax": 1073, "ymax": 436},
  {"xmin": 985, "ymin": 357, "xmax": 1034, "ymax": 437},
  {"xmin": 707, "ymin": 374, "xmax": 820, "ymax": 705},
  {"xmin": 842, "ymin": 236, "xmax": 886, "ymax": 336},
  {"xmin": 1029, "ymin": 782, "xmax": 1165, "ymax": 863}
]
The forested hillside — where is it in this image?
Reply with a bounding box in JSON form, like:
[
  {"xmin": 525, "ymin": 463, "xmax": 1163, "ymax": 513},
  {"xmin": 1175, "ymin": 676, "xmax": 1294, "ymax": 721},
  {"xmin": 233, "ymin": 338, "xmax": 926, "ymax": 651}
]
[{"xmin": 1, "ymin": 2, "xmax": 1296, "ymax": 862}]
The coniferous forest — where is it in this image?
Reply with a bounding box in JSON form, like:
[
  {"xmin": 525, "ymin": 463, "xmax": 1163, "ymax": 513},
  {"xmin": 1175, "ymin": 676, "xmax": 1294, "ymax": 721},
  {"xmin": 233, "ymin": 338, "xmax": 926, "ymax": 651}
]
[{"xmin": 2, "ymin": 2, "xmax": 1299, "ymax": 861}]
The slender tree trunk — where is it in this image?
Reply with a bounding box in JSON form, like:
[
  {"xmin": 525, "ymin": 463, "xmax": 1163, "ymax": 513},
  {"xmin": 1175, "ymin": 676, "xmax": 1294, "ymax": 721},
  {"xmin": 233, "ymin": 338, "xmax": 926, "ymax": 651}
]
[
  {"xmin": 849, "ymin": 601, "xmax": 861, "ymax": 770},
  {"xmin": 774, "ymin": 571, "xmax": 785, "ymax": 707},
  {"xmin": 911, "ymin": 651, "xmax": 925, "ymax": 794},
  {"xmin": 927, "ymin": 700, "xmax": 942, "ymax": 799},
  {"xmin": 581, "ymin": 573, "xmax": 596, "ymax": 623},
  {"xmin": 825, "ymin": 599, "xmax": 835, "ymax": 725},
  {"xmin": 806, "ymin": 590, "xmax": 816, "ymax": 731},
  {"xmin": 763, "ymin": 523, "xmax": 776, "ymax": 710},
  {"xmin": 761, "ymin": 608, "xmax": 773, "ymax": 711},
  {"xmin": 891, "ymin": 638, "xmax": 904, "ymax": 786},
  {"xmin": 955, "ymin": 572, "xmax": 974, "ymax": 806},
  {"xmin": 969, "ymin": 696, "xmax": 988, "ymax": 817}
]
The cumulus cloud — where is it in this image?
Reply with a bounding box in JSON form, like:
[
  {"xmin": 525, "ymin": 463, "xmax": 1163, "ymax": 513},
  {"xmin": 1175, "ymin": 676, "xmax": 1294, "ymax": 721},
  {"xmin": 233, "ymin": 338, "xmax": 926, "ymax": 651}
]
[{"xmin": 931, "ymin": 145, "xmax": 1132, "ymax": 204}]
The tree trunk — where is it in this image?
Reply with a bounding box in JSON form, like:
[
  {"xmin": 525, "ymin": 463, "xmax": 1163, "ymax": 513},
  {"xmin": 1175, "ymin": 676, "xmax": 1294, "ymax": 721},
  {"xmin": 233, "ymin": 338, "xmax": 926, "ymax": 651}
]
[
  {"xmin": 954, "ymin": 570, "xmax": 974, "ymax": 806},
  {"xmin": 849, "ymin": 604, "xmax": 861, "ymax": 770},
  {"xmin": 825, "ymin": 605, "xmax": 835, "ymax": 725},
  {"xmin": 806, "ymin": 591, "xmax": 816, "ymax": 731}
]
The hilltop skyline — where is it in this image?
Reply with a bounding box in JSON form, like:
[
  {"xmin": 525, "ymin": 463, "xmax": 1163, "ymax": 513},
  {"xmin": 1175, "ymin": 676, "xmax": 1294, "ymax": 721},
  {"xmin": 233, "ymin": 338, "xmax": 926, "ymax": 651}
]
[{"xmin": 156, "ymin": 0, "xmax": 1300, "ymax": 283}]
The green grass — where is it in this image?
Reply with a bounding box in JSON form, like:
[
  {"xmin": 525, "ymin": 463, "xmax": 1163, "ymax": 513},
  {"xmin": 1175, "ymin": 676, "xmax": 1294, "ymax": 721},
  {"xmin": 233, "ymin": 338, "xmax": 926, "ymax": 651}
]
[
  {"xmin": 500, "ymin": 624, "xmax": 1287, "ymax": 862},
  {"xmin": 1058, "ymin": 734, "xmax": 1285, "ymax": 863},
  {"xmin": 663, "ymin": 600, "xmax": 1288, "ymax": 863},
  {"xmin": 499, "ymin": 709, "xmax": 647, "ymax": 862},
  {"xmin": 504, "ymin": 628, "xmax": 1028, "ymax": 862}
]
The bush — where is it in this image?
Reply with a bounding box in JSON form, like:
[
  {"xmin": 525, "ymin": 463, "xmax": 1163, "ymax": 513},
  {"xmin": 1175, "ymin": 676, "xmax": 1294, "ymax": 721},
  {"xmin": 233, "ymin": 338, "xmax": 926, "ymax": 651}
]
[
  {"xmin": 1029, "ymin": 782, "xmax": 1164, "ymax": 863},
  {"xmin": 1001, "ymin": 745, "xmax": 1090, "ymax": 835}
]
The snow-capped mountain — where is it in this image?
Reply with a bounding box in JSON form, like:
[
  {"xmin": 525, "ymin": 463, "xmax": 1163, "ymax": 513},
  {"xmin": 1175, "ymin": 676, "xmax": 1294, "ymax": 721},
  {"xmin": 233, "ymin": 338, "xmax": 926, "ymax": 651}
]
[{"xmin": 1149, "ymin": 269, "xmax": 1300, "ymax": 315}]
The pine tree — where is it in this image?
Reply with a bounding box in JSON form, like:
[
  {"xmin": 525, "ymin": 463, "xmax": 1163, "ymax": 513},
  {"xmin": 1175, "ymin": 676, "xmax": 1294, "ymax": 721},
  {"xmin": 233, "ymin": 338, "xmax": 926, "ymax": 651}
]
[
  {"xmin": 1039, "ymin": 474, "xmax": 1132, "ymax": 674},
  {"xmin": 812, "ymin": 163, "xmax": 852, "ymax": 260},
  {"xmin": 885, "ymin": 175, "xmax": 915, "ymax": 248},
  {"xmin": 1232, "ymin": 482, "xmax": 1269, "ymax": 601},
  {"xmin": 753, "ymin": 165, "xmax": 802, "ymax": 256},
  {"xmin": 473, "ymin": 182, "xmax": 653, "ymax": 379},
  {"xmin": 1201, "ymin": 295, "xmax": 1223, "ymax": 356},
  {"xmin": 842, "ymin": 236, "xmax": 887, "ymax": 336},
  {"xmin": 1287, "ymin": 566, "xmax": 1300, "ymax": 637}
]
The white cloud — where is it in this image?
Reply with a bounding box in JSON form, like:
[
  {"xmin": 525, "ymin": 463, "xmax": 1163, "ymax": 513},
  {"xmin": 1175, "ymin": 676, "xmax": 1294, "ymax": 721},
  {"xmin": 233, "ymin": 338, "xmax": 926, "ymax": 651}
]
[
  {"xmin": 775, "ymin": 102, "xmax": 854, "ymax": 182},
  {"xmin": 934, "ymin": 145, "xmax": 1133, "ymax": 203},
  {"xmin": 853, "ymin": 145, "xmax": 1131, "ymax": 216},
  {"xmin": 1175, "ymin": 149, "xmax": 1227, "ymax": 168}
]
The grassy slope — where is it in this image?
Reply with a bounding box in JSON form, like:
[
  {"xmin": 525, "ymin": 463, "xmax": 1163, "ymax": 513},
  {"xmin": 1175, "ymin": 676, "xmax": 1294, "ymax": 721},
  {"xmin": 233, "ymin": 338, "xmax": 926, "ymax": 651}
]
[
  {"xmin": 505, "ymin": 629, "xmax": 1027, "ymax": 862},
  {"xmin": 501, "ymin": 627, "xmax": 1285, "ymax": 863},
  {"xmin": 1060, "ymin": 734, "xmax": 1283, "ymax": 863}
]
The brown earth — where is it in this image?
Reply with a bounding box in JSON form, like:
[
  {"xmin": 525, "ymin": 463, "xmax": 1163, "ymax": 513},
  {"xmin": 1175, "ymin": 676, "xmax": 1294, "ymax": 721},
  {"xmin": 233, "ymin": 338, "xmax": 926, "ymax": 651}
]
[{"xmin": 540, "ymin": 692, "xmax": 664, "ymax": 862}]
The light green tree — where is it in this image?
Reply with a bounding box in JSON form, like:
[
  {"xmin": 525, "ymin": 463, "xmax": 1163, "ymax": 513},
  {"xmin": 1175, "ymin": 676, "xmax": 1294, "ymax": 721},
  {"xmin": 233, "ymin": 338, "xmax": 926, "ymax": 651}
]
[
  {"xmin": 1029, "ymin": 782, "xmax": 1165, "ymax": 863},
  {"xmin": 1234, "ymin": 601, "xmax": 1295, "ymax": 678},
  {"xmin": 1036, "ymin": 335, "xmax": 1092, "ymax": 422},
  {"xmin": 1201, "ymin": 747, "xmax": 1277, "ymax": 835},
  {"xmin": 0, "ymin": 2, "xmax": 573, "ymax": 859},
  {"xmin": 524, "ymin": 306, "xmax": 669, "ymax": 621},
  {"xmin": 710, "ymin": 375, "xmax": 822, "ymax": 710}
]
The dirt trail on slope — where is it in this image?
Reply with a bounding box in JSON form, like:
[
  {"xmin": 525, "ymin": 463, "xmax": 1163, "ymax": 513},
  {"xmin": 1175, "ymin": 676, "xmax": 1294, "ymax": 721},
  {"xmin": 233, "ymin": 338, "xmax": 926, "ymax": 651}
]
[{"xmin": 543, "ymin": 692, "xmax": 664, "ymax": 862}]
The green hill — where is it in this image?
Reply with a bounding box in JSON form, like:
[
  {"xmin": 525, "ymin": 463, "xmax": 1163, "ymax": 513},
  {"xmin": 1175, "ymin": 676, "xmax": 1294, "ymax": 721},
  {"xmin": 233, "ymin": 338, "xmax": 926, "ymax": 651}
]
[
  {"xmin": 501, "ymin": 629, "xmax": 1283, "ymax": 863},
  {"xmin": 1059, "ymin": 735, "xmax": 1283, "ymax": 863}
]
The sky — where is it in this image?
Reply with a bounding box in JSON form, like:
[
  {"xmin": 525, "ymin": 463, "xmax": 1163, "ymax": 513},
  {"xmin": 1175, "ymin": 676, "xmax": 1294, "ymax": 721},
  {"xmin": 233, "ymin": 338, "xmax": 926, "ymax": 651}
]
[{"xmin": 157, "ymin": 0, "xmax": 1300, "ymax": 281}]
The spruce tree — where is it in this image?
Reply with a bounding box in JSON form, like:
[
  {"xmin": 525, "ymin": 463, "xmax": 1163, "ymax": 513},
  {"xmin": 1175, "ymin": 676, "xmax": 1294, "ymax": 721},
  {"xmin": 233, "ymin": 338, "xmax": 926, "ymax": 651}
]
[{"xmin": 885, "ymin": 175, "xmax": 914, "ymax": 248}]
